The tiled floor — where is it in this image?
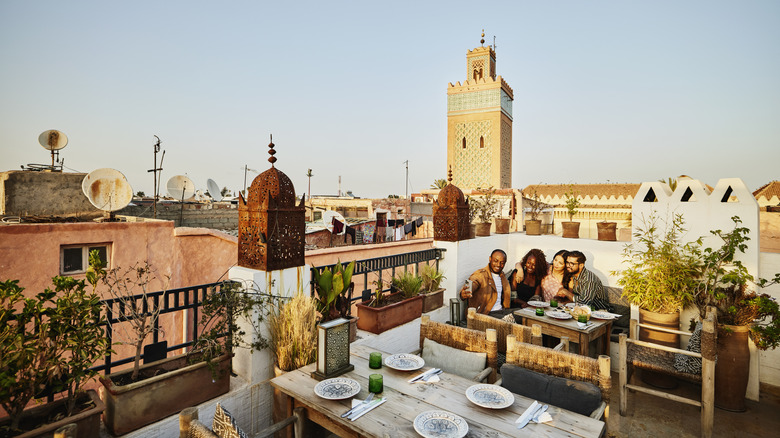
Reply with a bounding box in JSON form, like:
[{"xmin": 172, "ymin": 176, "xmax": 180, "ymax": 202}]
[{"xmin": 607, "ymin": 371, "xmax": 780, "ymax": 438}]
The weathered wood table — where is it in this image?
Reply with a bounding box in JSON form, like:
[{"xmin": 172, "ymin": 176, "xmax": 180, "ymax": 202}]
[
  {"xmin": 514, "ymin": 307, "xmax": 613, "ymax": 357},
  {"xmin": 270, "ymin": 344, "xmax": 605, "ymax": 437}
]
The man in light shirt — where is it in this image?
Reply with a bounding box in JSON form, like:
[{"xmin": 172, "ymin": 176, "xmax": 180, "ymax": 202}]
[{"xmin": 459, "ymin": 249, "xmax": 513, "ymax": 318}]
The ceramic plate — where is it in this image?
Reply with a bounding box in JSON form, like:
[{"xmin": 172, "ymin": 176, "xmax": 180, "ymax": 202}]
[
  {"xmin": 314, "ymin": 378, "xmax": 361, "ymax": 400},
  {"xmin": 545, "ymin": 310, "xmax": 573, "ymax": 320},
  {"xmin": 465, "ymin": 384, "xmax": 515, "ymax": 409},
  {"xmin": 385, "ymin": 353, "xmax": 425, "ymax": 371},
  {"xmin": 565, "ymin": 302, "xmax": 576, "ymax": 309},
  {"xmin": 591, "ymin": 311, "xmax": 616, "ymax": 320},
  {"xmin": 527, "ymin": 300, "xmax": 549, "ymax": 308},
  {"xmin": 413, "ymin": 410, "xmax": 469, "ymax": 438}
]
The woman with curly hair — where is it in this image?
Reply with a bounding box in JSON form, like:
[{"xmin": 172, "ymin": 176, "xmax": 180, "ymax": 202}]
[{"xmin": 510, "ymin": 248, "xmax": 549, "ymax": 306}]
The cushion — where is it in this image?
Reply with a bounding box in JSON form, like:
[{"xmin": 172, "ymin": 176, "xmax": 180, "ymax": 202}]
[
  {"xmin": 212, "ymin": 404, "xmax": 248, "ymax": 438},
  {"xmin": 188, "ymin": 419, "xmax": 218, "ymax": 438},
  {"xmin": 674, "ymin": 321, "xmax": 703, "ymax": 374},
  {"xmin": 421, "ymin": 338, "xmax": 487, "ymax": 380},
  {"xmin": 499, "ymin": 364, "xmax": 602, "ymax": 417}
]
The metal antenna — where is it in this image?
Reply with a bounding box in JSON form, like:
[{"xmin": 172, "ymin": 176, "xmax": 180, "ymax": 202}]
[
  {"xmin": 403, "ymin": 160, "xmax": 409, "ymax": 221},
  {"xmin": 147, "ymin": 135, "xmax": 164, "ymax": 218},
  {"xmin": 493, "ymin": 35, "xmax": 497, "ymax": 51}
]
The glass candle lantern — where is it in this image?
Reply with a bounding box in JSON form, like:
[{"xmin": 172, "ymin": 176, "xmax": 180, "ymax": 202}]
[
  {"xmin": 369, "ymin": 374, "xmax": 383, "ymax": 394},
  {"xmin": 369, "ymin": 352, "xmax": 382, "ymax": 369}
]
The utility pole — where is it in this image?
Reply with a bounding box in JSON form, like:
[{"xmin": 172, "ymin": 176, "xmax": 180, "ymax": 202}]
[
  {"xmin": 404, "ymin": 160, "xmax": 409, "ymax": 221},
  {"xmin": 147, "ymin": 135, "xmax": 164, "ymax": 219},
  {"xmin": 338, "ymin": 176, "xmax": 342, "ymax": 197},
  {"xmin": 306, "ymin": 169, "xmax": 313, "ymax": 219}
]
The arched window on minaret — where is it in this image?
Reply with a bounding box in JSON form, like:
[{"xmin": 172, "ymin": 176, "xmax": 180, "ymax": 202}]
[
  {"xmin": 462, "ymin": 137, "xmax": 467, "ymax": 149},
  {"xmin": 479, "ymin": 136, "xmax": 484, "ymax": 148}
]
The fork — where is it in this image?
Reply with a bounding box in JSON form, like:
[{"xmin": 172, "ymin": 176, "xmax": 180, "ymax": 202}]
[
  {"xmin": 422, "ymin": 369, "xmax": 443, "ymax": 382},
  {"xmin": 341, "ymin": 393, "xmax": 374, "ymax": 417}
]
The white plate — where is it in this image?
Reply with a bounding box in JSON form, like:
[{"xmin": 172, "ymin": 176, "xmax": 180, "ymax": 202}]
[
  {"xmin": 565, "ymin": 302, "xmax": 576, "ymax": 309},
  {"xmin": 313, "ymin": 378, "xmax": 361, "ymax": 400},
  {"xmin": 384, "ymin": 353, "xmax": 425, "ymax": 371},
  {"xmin": 413, "ymin": 410, "xmax": 469, "ymax": 438},
  {"xmin": 591, "ymin": 311, "xmax": 616, "ymax": 320},
  {"xmin": 465, "ymin": 384, "xmax": 515, "ymax": 409},
  {"xmin": 545, "ymin": 310, "xmax": 573, "ymax": 320},
  {"xmin": 527, "ymin": 300, "xmax": 549, "ymax": 308}
]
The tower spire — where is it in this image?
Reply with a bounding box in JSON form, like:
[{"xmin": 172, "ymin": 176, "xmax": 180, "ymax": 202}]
[{"xmin": 480, "ymin": 29, "xmax": 485, "ymax": 46}]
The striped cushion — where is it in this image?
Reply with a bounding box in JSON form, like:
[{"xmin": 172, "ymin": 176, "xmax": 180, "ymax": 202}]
[{"xmin": 212, "ymin": 404, "xmax": 247, "ymax": 438}]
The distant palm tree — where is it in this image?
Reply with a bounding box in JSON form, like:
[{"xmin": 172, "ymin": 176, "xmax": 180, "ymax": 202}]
[
  {"xmin": 659, "ymin": 177, "xmax": 678, "ymax": 192},
  {"xmin": 430, "ymin": 178, "xmax": 448, "ymax": 189}
]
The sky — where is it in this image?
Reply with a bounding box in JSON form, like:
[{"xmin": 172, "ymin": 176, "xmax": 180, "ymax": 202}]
[{"xmin": 1, "ymin": 1, "xmax": 779, "ymax": 199}]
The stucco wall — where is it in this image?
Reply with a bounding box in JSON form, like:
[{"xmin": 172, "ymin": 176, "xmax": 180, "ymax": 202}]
[
  {"xmin": 1, "ymin": 171, "xmax": 96, "ymax": 216},
  {"xmin": 117, "ymin": 202, "xmax": 239, "ymax": 229}
]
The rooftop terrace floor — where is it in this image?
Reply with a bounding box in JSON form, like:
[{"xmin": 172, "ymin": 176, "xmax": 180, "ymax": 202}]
[{"xmin": 607, "ymin": 372, "xmax": 780, "ymax": 438}]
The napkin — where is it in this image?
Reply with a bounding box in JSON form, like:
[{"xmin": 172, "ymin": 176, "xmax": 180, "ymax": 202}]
[
  {"xmin": 349, "ymin": 398, "xmax": 386, "ymax": 421},
  {"xmin": 534, "ymin": 412, "xmax": 553, "ymax": 424}
]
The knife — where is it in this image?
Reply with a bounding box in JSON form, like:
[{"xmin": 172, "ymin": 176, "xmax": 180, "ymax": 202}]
[
  {"xmin": 341, "ymin": 392, "xmax": 374, "ymax": 418},
  {"xmin": 517, "ymin": 403, "xmax": 544, "ymax": 429},
  {"xmin": 348, "ymin": 397, "xmax": 386, "ymax": 421},
  {"xmin": 408, "ymin": 368, "xmax": 440, "ymax": 383}
]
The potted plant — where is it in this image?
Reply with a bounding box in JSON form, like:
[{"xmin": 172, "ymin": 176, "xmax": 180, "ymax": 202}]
[
  {"xmin": 466, "ymin": 196, "xmax": 477, "ymax": 239},
  {"xmin": 268, "ymin": 290, "xmax": 317, "ymax": 373},
  {"xmin": 356, "ymin": 275, "xmax": 424, "ymax": 334},
  {"xmin": 612, "ymin": 213, "xmax": 700, "ymax": 387},
  {"xmin": 0, "ymin": 275, "xmax": 111, "ymax": 438},
  {"xmin": 313, "ymin": 260, "xmax": 358, "ymax": 342},
  {"xmin": 523, "ymin": 188, "xmax": 544, "ymax": 235},
  {"xmin": 494, "ymin": 198, "xmax": 511, "ymax": 234},
  {"xmin": 562, "ymin": 185, "xmax": 581, "ymax": 238},
  {"xmin": 692, "ymin": 216, "xmax": 780, "ymax": 411},
  {"xmin": 420, "ymin": 264, "xmax": 446, "ymax": 313},
  {"xmin": 92, "ymin": 254, "xmax": 261, "ymax": 435},
  {"xmin": 471, "ymin": 187, "xmax": 498, "ymax": 237}
]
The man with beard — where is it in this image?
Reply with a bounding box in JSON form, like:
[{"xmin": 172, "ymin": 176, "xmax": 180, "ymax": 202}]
[{"xmin": 565, "ymin": 250, "xmax": 610, "ymax": 310}]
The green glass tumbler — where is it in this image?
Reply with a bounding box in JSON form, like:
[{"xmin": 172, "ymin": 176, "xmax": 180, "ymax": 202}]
[
  {"xmin": 369, "ymin": 352, "xmax": 382, "ymax": 369},
  {"xmin": 369, "ymin": 374, "xmax": 383, "ymax": 394},
  {"xmin": 535, "ymin": 308, "xmax": 545, "ymax": 316},
  {"xmin": 550, "ymin": 298, "xmax": 558, "ymax": 308},
  {"xmin": 578, "ymin": 314, "xmax": 588, "ymax": 323}
]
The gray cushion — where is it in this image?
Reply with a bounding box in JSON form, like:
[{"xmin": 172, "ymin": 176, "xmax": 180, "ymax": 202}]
[
  {"xmin": 422, "ymin": 338, "xmax": 487, "ymax": 380},
  {"xmin": 499, "ymin": 364, "xmax": 602, "ymax": 417}
]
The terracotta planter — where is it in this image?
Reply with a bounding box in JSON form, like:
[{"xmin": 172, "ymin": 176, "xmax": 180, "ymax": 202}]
[
  {"xmin": 715, "ymin": 324, "xmax": 750, "ymax": 412},
  {"xmin": 421, "ymin": 288, "xmax": 445, "ymax": 313},
  {"xmin": 475, "ymin": 222, "xmax": 491, "ymax": 237},
  {"xmin": 597, "ymin": 222, "xmax": 617, "ymax": 241},
  {"xmin": 99, "ymin": 353, "xmax": 231, "ymax": 436},
  {"xmin": 0, "ymin": 389, "xmax": 104, "ymax": 438},
  {"xmin": 525, "ymin": 219, "xmax": 542, "ymax": 236},
  {"xmin": 562, "ymin": 221, "xmax": 580, "ymax": 238},
  {"xmin": 494, "ymin": 218, "xmax": 510, "ymax": 234},
  {"xmin": 638, "ymin": 309, "xmax": 680, "ymax": 389},
  {"xmin": 356, "ymin": 292, "xmax": 423, "ymax": 334},
  {"xmin": 468, "ymin": 224, "xmax": 476, "ymax": 239}
]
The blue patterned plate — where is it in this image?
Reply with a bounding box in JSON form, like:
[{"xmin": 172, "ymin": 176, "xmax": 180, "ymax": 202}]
[
  {"xmin": 313, "ymin": 377, "xmax": 361, "ymax": 400},
  {"xmin": 385, "ymin": 353, "xmax": 425, "ymax": 371},
  {"xmin": 465, "ymin": 384, "xmax": 515, "ymax": 409},
  {"xmin": 414, "ymin": 411, "xmax": 468, "ymax": 438}
]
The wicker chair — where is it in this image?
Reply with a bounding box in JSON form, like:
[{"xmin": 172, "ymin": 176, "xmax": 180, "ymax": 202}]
[
  {"xmin": 466, "ymin": 307, "xmax": 543, "ymax": 352},
  {"xmin": 619, "ymin": 307, "xmax": 717, "ymax": 438},
  {"xmin": 504, "ymin": 334, "xmax": 611, "ymax": 421},
  {"xmin": 179, "ymin": 406, "xmax": 305, "ymax": 438},
  {"xmin": 418, "ymin": 314, "xmax": 498, "ymax": 383}
]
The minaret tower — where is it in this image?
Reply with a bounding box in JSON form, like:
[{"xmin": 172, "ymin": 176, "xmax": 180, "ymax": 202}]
[{"xmin": 447, "ymin": 31, "xmax": 513, "ymax": 189}]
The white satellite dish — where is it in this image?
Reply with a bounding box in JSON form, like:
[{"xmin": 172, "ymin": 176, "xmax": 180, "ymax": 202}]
[
  {"xmin": 166, "ymin": 175, "xmax": 195, "ymax": 201},
  {"xmin": 207, "ymin": 178, "xmax": 222, "ymax": 202},
  {"xmin": 82, "ymin": 168, "xmax": 133, "ymax": 212},
  {"xmin": 322, "ymin": 210, "xmax": 347, "ymax": 235},
  {"xmin": 38, "ymin": 130, "xmax": 68, "ymax": 151}
]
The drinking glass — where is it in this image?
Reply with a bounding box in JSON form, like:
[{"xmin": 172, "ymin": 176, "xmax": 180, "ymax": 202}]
[
  {"xmin": 578, "ymin": 314, "xmax": 588, "ymax": 323},
  {"xmin": 369, "ymin": 374, "xmax": 383, "ymax": 394},
  {"xmin": 550, "ymin": 298, "xmax": 558, "ymax": 308},
  {"xmin": 535, "ymin": 308, "xmax": 545, "ymax": 316},
  {"xmin": 369, "ymin": 352, "xmax": 382, "ymax": 369}
]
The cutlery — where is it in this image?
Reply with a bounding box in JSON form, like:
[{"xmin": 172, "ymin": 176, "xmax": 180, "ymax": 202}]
[
  {"xmin": 422, "ymin": 369, "xmax": 443, "ymax": 382},
  {"xmin": 348, "ymin": 397, "xmax": 386, "ymax": 421},
  {"xmin": 409, "ymin": 368, "xmax": 440, "ymax": 383},
  {"xmin": 532, "ymin": 404, "xmax": 549, "ymax": 423},
  {"xmin": 517, "ymin": 403, "xmax": 544, "ymax": 429},
  {"xmin": 341, "ymin": 392, "xmax": 374, "ymax": 418},
  {"xmin": 515, "ymin": 401, "xmax": 539, "ymax": 426}
]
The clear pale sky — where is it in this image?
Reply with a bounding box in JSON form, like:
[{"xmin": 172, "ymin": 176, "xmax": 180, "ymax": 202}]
[{"xmin": 1, "ymin": 1, "xmax": 778, "ymax": 199}]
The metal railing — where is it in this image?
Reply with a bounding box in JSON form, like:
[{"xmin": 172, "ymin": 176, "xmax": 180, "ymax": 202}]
[
  {"xmin": 94, "ymin": 280, "xmax": 236, "ymax": 375},
  {"xmin": 310, "ymin": 248, "xmax": 446, "ymax": 306}
]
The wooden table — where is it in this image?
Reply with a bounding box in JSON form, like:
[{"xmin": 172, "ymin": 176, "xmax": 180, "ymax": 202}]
[
  {"xmin": 515, "ymin": 308, "xmax": 613, "ymax": 357},
  {"xmin": 270, "ymin": 344, "xmax": 605, "ymax": 438}
]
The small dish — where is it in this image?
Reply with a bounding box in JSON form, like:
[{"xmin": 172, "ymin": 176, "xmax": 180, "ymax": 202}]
[
  {"xmin": 465, "ymin": 384, "xmax": 515, "ymax": 409},
  {"xmin": 314, "ymin": 377, "xmax": 361, "ymax": 400},
  {"xmin": 591, "ymin": 311, "xmax": 616, "ymax": 320},
  {"xmin": 545, "ymin": 310, "xmax": 573, "ymax": 320},
  {"xmin": 384, "ymin": 353, "xmax": 425, "ymax": 371},
  {"xmin": 413, "ymin": 410, "xmax": 469, "ymax": 438},
  {"xmin": 527, "ymin": 300, "xmax": 549, "ymax": 308}
]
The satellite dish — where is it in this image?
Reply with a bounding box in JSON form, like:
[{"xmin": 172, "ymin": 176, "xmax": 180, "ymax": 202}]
[
  {"xmin": 82, "ymin": 168, "xmax": 133, "ymax": 212},
  {"xmin": 207, "ymin": 178, "xmax": 222, "ymax": 202},
  {"xmin": 322, "ymin": 210, "xmax": 347, "ymax": 235},
  {"xmin": 166, "ymin": 175, "xmax": 195, "ymax": 201},
  {"xmin": 38, "ymin": 130, "xmax": 68, "ymax": 151}
]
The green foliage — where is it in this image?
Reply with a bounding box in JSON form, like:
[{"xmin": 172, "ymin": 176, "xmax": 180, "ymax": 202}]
[
  {"xmin": 392, "ymin": 271, "xmax": 423, "ymax": 299},
  {"xmin": 525, "ymin": 188, "xmax": 544, "ymax": 221},
  {"xmin": 313, "ymin": 260, "xmax": 355, "ymax": 322},
  {"xmin": 430, "ymin": 178, "xmax": 448, "ymax": 189},
  {"xmin": 472, "ymin": 186, "xmax": 499, "ymax": 223},
  {"xmin": 269, "ymin": 290, "xmax": 317, "ymax": 372},
  {"xmin": 420, "ymin": 264, "xmax": 445, "ymax": 293},
  {"xmin": 564, "ymin": 185, "xmax": 580, "ymax": 221},
  {"xmin": 0, "ymin": 275, "xmax": 112, "ymax": 433},
  {"xmin": 692, "ymin": 216, "xmax": 780, "ymax": 350},
  {"xmin": 612, "ymin": 213, "xmax": 700, "ymax": 313}
]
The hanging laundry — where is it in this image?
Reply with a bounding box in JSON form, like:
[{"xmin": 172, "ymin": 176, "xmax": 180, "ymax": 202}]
[
  {"xmin": 411, "ymin": 220, "xmax": 417, "ymax": 236},
  {"xmin": 345, "ymin": 226, "xmax": 356, "ymax": 244},
  {"xmin": 386, "ymin": 226, "xmax": 394, "ymax": 241},
  {"xmin": 404, "ymin": 222, "xmax": 413, "ymax": 235},
  {"xmin": 356, "ymin": 230, "xmax": 363, "ymax": 244},
  {"xmin": 332, "ymin": 218, "xmax": 344, "ymax": 234},
  {"xmin": 395, "ymin": 227, "xmax": 403, "ymax": 241},
  {"xmin": 415, "ymin": 217, "xmax": 423, "ymax": 227}
]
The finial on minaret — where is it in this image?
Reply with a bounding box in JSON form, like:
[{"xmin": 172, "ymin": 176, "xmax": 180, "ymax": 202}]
[
  {"xmin": 267, "ymin": 134, "xmax": 277, "ymax": 166},
  {"xmin": 480, "ymin": 30, "xmax": 485, "ymax": 46},
  {"xmin": 447, "ymin": 165, "xmax": 453, "ymax": 183}
]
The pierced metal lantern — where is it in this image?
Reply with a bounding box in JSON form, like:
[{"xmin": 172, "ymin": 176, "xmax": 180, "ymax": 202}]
[
  {"xmin": 238, "ymin": 137, "xmax": 305, "ymax": 270},
  {"xmin": 312, "ymin": 318, "xmax": 354, "ymax": 381},
  {"xmin": 433, "ymin": 167, "xmax": 471, "ymax": 241}
]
